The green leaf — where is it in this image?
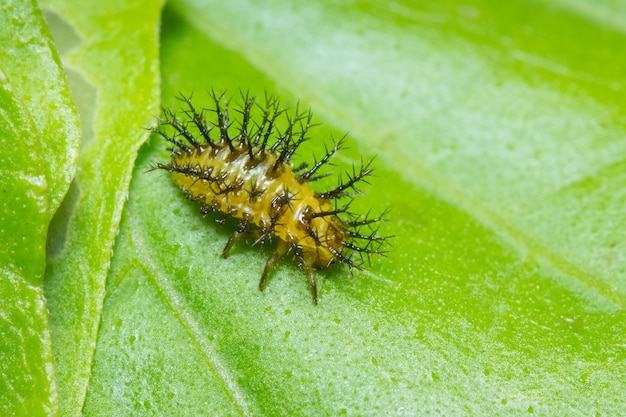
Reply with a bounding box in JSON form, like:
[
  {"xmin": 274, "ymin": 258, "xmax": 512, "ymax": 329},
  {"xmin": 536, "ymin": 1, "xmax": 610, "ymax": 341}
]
[
  {"xmin": 0, "ymin": 69, "xmax": 55, "ymax": 417},
  {"xmin": 3, "ymin": 0, "xmax": 621, "ymax": 415},
  {"xmin": 37, "ymin": 0, "xmax": 163, "ymax": 415},
  {"xmin": 79, "ymin": 1, "xmax": 625, "ymax": 415},
  {"xmin": 0, "ymin": 0, "xmax": 79, "ymax": 415}
]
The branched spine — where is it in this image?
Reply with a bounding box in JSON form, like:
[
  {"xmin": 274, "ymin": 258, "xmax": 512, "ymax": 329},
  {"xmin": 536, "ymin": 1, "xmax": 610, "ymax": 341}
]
[{"xmin": 319, "ymin": 159, "xmax": 374, "ymax": 199}]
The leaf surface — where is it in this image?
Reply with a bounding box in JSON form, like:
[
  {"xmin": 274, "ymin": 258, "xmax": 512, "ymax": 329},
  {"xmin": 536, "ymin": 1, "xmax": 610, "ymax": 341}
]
[
  {"xmin": 78, "ymin": 1, "xmax": 626, "ymax": 415},
  {"xmin": 0, "ymin": 0, "xmax": 79, "ymax": 415},
  {"xmin": 2, "ymin": 0, "xmax": 622, "ymax": 415},
  {"xmin": 37, "ymin": 0, "xmax": 163, "ymax": 415}
]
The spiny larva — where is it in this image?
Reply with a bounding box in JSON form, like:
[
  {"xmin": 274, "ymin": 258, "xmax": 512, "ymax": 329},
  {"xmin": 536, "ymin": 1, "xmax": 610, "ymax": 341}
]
[{"xmin": 150, "ymin": 90, "xmax": 388, "ymax": 304}]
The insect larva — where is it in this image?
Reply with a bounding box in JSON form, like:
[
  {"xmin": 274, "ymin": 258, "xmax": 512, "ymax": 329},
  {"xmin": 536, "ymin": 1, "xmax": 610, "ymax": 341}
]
[{"xmin": 150, "ymin": 91, "xmax": 388, "ymax": 304}]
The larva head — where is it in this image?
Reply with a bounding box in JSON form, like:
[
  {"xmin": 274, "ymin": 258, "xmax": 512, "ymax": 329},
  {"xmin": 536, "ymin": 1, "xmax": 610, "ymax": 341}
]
[
  {"xmin": 315, "ymin": 216, "xmax": 346, "ymax": 268},
  {"xmin": 310, "ymin": 212, "xmax": 348, "ymax": 268},
  {"xmin": 271, "ymin": 195, "xmax": 346, "ymax": 268}
]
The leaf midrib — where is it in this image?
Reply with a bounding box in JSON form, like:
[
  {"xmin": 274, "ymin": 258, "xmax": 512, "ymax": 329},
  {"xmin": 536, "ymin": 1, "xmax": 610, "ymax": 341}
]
[{"xmin": 126, "ymin": 200, "xmax": 253, "ymax": 417}]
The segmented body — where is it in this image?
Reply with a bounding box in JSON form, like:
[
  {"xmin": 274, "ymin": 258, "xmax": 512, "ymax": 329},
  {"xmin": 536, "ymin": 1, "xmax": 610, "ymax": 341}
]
[
  {"xmin": 171, "ymin": 141, "xmax": 345, "ymax": 267},
  {"xmin": 151, "ymin": 91, "xmax": 386, "ymax": 304}
]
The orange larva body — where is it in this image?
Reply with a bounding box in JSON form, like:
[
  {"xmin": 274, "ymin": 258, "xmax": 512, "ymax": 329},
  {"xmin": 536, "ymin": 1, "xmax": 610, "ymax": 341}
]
[
  {"xmin": 151, "ymin": 91, "xmax": 386, "ymax": 304},
  {"xmin": 171, "ymin": 141, "xmax": 346, "ymax": 268}
]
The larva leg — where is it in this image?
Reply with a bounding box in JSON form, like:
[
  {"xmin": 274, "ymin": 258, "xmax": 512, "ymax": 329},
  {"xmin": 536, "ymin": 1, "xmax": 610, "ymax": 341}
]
[
  {"xmin": 221, "ymin": 229, "xmax": 260, "ymax": 258},
  {"xmin": 303, "ymin": 258, "xmax": 318, "ymax": 305},
  {"xmin": 259, "ymin": 240, "xmax": 290, "ymax": 291}
]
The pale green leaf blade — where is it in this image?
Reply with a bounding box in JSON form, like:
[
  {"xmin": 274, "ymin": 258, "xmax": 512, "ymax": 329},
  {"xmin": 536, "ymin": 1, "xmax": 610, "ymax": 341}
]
[
  {"xmin": 0, "ymin": 69, "xmax": 56, "ymax": 417},
  {"xmin": 39, "ymin": 0, "xmax": 164, "ymax": 415},
  {"xmin": 0, "ymin": 0, "xmax": 80, "ymax": 415},
  {"xmin": 0, "ymin": 0, "xmax": 80, "ymax": 211}
]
